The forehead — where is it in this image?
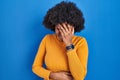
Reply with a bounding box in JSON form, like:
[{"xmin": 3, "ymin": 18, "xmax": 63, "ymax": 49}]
[{"xmin": 55, "ymin": 23, "xmax": 73, "ymax": 27}]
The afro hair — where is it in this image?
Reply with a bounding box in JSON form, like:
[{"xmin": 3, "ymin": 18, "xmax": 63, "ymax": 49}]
[{"xmin": 43, "ymin": 1, "xmax": 85, "ymax": 33}]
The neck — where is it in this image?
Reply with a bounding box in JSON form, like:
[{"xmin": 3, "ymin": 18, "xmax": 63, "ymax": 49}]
[{"xmin": 56, "ymin": 34, "xmax": 63, "ymax": 42}]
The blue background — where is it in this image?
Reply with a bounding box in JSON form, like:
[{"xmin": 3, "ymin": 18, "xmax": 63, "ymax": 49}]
[{"xmin": 0, "ymin": 0, "xmax": 120, "ymax": 80}]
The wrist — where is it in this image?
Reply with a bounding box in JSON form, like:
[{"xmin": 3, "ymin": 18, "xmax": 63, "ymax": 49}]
[
  {"xmin": 66, "ymin": 42, "xmax": 72, "ymax": 46},
  {"xmin": 66, "ymin": 44, "xmax": 74, "ymax": 50}
]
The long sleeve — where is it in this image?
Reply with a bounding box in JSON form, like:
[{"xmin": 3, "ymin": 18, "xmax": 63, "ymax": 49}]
[
  {"xmin": 32, "ymin": 35, "xmax": 51, "ymax": 80},
  {"xmin": 66, "ymin": 38, "xmax": 88, "ymax": 80}
]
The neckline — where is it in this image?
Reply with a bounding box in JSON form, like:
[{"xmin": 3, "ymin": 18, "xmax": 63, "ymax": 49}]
[
  {"xmin": 53, "ymin": 34, "xmax": 76, "ymax": 46},
  {"xmin": 53, "ymin": 34, "xmax": 66, "ymax": 46}
]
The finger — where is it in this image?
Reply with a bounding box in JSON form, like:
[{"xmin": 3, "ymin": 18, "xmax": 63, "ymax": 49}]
[
  {"xmin": 58, "ymin": 24, "xmax": 63, "ymax": 33},
  {"xmin": 69, "ymin": 24, "xmax": 73, "ymax": 33},
  {"xmin": 65, "ymin": 23, "xmax": 70, "ymax": 32},
  {"xmin": 72, "ymin": 27, "xmax": 74, "ymax": 34},
  {"xmin": 68, "ymin": 24, "xmax": 71, "ymax": 32},
  {"xmin": 68, "ymin": 24, "xmax": 74, "ymax": 34},
  {"xmin": 61, "ymin": 23, "xmax": 69, "ymax": 32},
  {"xmin": 58, "ymin": 24, "xmax": 66, "ymax": 35},
  {"xmin": 64, "ymin": 22, "xmax": 70, "ymax": 32},
  {"xmin": 64, "ymin": 72, "xmax": 72, "ymax": 75},
  {"xmin": 59, "ymin": 28, "xmax": 65, "ymax": 37},
  {"xmin": 65, "ymin": 74, "xmax": 73, "ymax": 80}
]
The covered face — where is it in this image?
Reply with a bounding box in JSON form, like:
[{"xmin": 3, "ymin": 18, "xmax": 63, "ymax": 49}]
[{"xmin": 55, "ymin": 23, "xmax": 74, "ymax": 41}]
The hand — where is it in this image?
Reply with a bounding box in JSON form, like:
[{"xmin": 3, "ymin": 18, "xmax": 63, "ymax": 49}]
[
  {"xmin": 49, "ymin": 71, "xmax": 74, "ymax": 80},
  {"xmin": 58, "ymin": 23, "xmax": 74, "ymax": 46}
]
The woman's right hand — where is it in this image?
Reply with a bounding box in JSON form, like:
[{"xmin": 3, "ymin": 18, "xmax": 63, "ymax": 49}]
[{"xmin": 49, "ymin": 71, "xmax": 73, "ymax": 80}]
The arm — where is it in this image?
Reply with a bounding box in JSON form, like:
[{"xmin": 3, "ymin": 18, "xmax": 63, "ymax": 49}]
[
  {"xmin": 56, "ymin": 23, "xmax": 88, "ymax": 80},
  {"xmin": 66, "ymin": 38, "xmax": 88, "ymax": 80},
  {"xmin": 32, "ymin": 35, "xmax": 51, "ymax": 80}
]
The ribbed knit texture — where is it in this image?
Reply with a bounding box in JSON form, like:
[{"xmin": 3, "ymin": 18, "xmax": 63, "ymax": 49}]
[{"xmin": 32, "ymin": 34, "xmax": 88, "ymax": 80}]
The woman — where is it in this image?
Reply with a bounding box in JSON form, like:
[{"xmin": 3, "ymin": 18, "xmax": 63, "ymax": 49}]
[{"xmin": 32, "ymin": 1, "xmax": 88, "ymax": 80}]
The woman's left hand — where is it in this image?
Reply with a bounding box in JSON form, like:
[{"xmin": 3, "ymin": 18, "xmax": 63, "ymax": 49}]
[{"xmin": 58, "ymin": 23, "xmax": 74, "ymax": 46}]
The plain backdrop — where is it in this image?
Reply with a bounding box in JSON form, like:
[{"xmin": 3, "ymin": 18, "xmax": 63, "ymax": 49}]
[{"xmin": 0, "ymin": 0, "xmax": 120, "ymax": 80}]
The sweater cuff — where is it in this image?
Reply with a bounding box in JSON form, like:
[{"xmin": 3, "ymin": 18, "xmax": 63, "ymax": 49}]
[
  {"xmin": 66, "ymin": 49, "xmax": 76, "ymax": 55},
  {"xmin": 46, "ymin": 70, "xmax": 51, "ymax": 80}
]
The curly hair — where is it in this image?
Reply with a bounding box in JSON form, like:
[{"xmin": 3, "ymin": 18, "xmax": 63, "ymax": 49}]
[{"xmin": 43, "ymin": 1, "xmax": 85, "ymax": 33}]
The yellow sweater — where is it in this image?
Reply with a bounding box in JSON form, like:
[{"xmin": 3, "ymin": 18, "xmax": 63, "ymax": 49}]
[{"xmin": 32, "ymin": 34, "xmax": 88, "ymax": 80}]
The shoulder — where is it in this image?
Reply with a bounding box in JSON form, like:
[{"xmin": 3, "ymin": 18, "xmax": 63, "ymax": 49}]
[
  {"xmin": 73, "ymin": 35, "xmax": 87, "ymax": 42},
  {"xmin": 41, "ymin": 34, "xmax": 54, "ymax": 41},
  {"xmin": 73, "ymin": 35, "xmax": 88, "ymax": 46},
  {"xmin": 43, "ymin": 34, "xmax": 54, "ymax": 39}
]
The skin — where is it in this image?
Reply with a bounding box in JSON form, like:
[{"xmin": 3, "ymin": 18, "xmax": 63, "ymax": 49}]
[
  {"xmin": 55, "ymin": 22, "xmax": 74, "ymax": 46},
  {"xmin": 49, "ymin": 22, "xmax": 74, "ymax": 80}
]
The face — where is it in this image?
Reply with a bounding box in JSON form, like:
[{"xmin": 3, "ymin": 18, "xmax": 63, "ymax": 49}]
[
  {"xmin": 55, "ymin": 23, "xmax": 74, "ymax": 41},
  {"xmin": 55, "ymin": 24, "xmax": 63, "ymax": 41}
]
